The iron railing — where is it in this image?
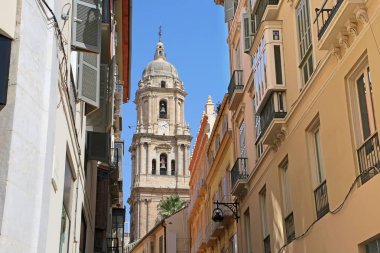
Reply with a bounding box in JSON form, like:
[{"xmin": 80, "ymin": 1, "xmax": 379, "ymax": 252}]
[
  {"xmin": 254, "ymin": 0, "xmax": 280, "ymax": 32},
  {"xmin": 314, "ymin": 180, "xmax": 329, "ymax": 219},
  {"xmin": 230, "ymin": 158, "xmax": 248, "ymax": 190},
  {"xmin": 106, "ymin": 237, "xmax": 120, "ymax": 253},
  {"xmin": 257, "ymin": 93, "xmax": 286, "ymax": 139},
  {"xmin": 228, "ymin": 70, "xmax": 244, "ymax": 98},
  {"xmin": 284, "ymin": 212, "xmax": 295, "ymax": 243},
  {"xmin": 263, "ymin": 235, "xmax": 271, "ymax": 253},
  {"xmin": 357, "ymin": 132, "xmax": 380, "ymax": 184},
  {"xmin": 314, "ymin": 0, "xmax": 344, "ymax": 39}
]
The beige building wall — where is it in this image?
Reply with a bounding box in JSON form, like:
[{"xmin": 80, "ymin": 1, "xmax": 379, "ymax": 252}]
[{"xmin": 210, "ymin": 0, "xmax": 380, "ymax": 253}]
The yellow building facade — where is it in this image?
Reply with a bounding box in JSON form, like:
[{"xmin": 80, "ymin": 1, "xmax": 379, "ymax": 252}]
[
  {"xmin": 209, "ymin": 0, "xmax": 380, "ymax": 253},
  {"xmin": 189, "ymin": 95, "xmax": 239, "ymax": 253}
]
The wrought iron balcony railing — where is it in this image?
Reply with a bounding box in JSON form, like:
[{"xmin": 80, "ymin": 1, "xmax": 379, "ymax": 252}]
[
  {"xmin": 230, "ymin": 158, "xmax": 248, "ymax": 190},
  {"xmin": 256, "ymin": 92, "xmax": 286, "ymax": 140},
  {"xmin": 314, "ymin": 0, "xmax": 344, "ymax": 40},
  {"xmin": 227, "ymin": 70, "xmax": 243, "ymax": 98},
  {"xmin": 254, "ymin": 0, "xmax": 280, "ymax": 31},
  {"xmin": 284, "ymin": 212, "xmax": 295, "ymax": 243},
  {"xmin": 314, "ymin": 180, "xmax": 329, "ymax": 219},
  {"xmin": 357, "ymin": 132, "xmax": 380, "ymax": 184}
]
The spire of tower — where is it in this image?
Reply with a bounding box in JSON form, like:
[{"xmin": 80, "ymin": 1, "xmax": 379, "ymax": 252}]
[{"xmin": 154, "ymin": 27, "xmax": 166, "ymax": 60}]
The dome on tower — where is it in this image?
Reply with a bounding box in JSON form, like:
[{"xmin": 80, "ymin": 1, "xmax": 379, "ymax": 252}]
[{"xmin": 142, "ymin": 41, "xmax": 179, "ymax": 79}]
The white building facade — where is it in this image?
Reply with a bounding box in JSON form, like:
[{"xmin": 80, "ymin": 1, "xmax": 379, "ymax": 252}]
[{"xmin": 0, "ymin": 0, "xmax": 131, "ymax": 252}]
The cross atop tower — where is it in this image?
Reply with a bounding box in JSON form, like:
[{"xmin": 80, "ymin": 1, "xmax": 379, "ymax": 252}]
[{"xmin": 158, "ymin": 25, "xmax": 162, "ymax": 42}]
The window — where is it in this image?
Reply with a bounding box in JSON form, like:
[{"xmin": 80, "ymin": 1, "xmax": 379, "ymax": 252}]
[
  {"xmin": 366, "ymin": 238, "xmax": 380, "ymax": 253},
  {"xmin": 0, "ymin": 35, "xmax": 12, "ymax": 110},
  {"xmin": 80, "ymin": 211, "xmax": 87, "ymax": 253},
  {"xmin": 352, "ymin": 66, "xmax": 379, "ymax": 183},
  {"xmin": 308, "ymin": 120, "xmax": 329, "ymax": 219},
  {"xmin": 159, "ymin": 236, "xmax": 164, "ymax": 253},
  {"xmin": 171, "ymin": 160, "xmax": 175, "ymax": 175},
  {"xmin": 159, "ymin": 154, "xmax": 167, "ymax": 175},
  {"xmin": 60, "ymin": 158, "xmax": 74, "ymax": 253},
  {"xmin": 159, "ymin": 100, "xmax": 167, "ymax": 119},
  {"xmin": 152, "ymin": 159, "xmax": 156, "ymax": 175},
  {"xmin": 161, "ymin": 80, "xmax": 166, "ymax": 88},
  {"xmin": 256, "ymin": 141, "xmax": 264, "ymax": 160},
  {"xmin": 296, "ymin": 0, "xmax": 314, "ymax": 85},
  {"xmin": 150, "ymin": 241, "xmax": 154, "ymax": 253},
  {"xmin": 260, "ymin": 187, "xmax": 271, "ymax": 253},
  {"xmin": 244, "ymin": 209, "xmax": 252, "ymax": 253},
  {"xmin": 280, "ymin": 159, "xmax": 295, "ymax": 243},
  {"xmin": 239, "ymin": 121, "xmax": 246, "ymax": 157},
  {"xmin": 253, "ymin": 36, "xmax": 267, "ymax": 107}
]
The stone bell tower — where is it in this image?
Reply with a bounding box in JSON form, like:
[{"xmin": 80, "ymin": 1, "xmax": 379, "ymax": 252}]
[{"xmin": 128, "ymin": 38, "xmax": 192, "ymax": 242}]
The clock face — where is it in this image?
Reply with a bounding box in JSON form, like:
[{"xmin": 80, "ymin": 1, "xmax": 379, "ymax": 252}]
[{"xmin": 158, "ymin": 121, "xmax": 169, "ymax": 133}]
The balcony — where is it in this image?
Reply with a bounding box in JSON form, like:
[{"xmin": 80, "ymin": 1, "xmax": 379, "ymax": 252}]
[
  {"xmin": 252, "ymin": 0, "xmax": 280, "ymax": 32},
  {"xmin": 228, "ymin": 70, "xmax": 244, "ymax": 110},
  {"xmin": 256, "ymin": 92, "xmax": 287, "ymax": 148},
  {"xmin": 357, "ymin": 132, "xmax": 380, "ymax": 184},
  {"xmin": 206, "ymin": 221, "xmax": 224, "ymax": 245},
  {"xmin": 192, "ymin": 232, "xmax": 207, "ymax": 253},
  {"xmin": 230, "ymin": 158, "xmax": 248, "ymax": 197},
  {"xmin": 314, "ymin": 180, "xmax": 329, "ymax": 219},
  {"xmin": 219, "ymin": 194, "xmax": 235, "ymax": 226},
  {"xmin": 314, "ymin": 0, "xmax": 369, "ymax": 50}
]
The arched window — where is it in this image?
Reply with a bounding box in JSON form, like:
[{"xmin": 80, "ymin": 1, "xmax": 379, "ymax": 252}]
[
  {"xmin": 152, "ymin": 159, "xmax": 156, "ymax": 175},
  {"xmin": 171, "ymin": 160, "xmax": 175, "ymax": 176},
  {"xmin": 161, "ymin": 81, "xmax": 166, "ymax": 88},
  {"xmin": 159, "ymin": 100, "xmax": 167, "ymax": 119},
  {"xmin": 159, "ymin": 154, "xmax": 167, "ymax": 175}
]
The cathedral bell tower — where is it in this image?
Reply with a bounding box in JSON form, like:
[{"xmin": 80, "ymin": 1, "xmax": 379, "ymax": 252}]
[{"xmin": 129, "ymin": 38, "xmax": 192, "ymax": 242}]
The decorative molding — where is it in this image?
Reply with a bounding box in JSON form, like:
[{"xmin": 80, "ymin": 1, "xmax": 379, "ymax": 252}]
[
  {"xmin": 345, "ymin": 20, "xmax": 358, "ymax": 37},
  {"xmin": 330, "ymin": 46, "xmax": 342, "ymax": 60},
  {"xmin": 355, "ymin": 8, "xmax": 368, "ymax": 25},
  {"xmin": 338, "ymin": 32, "xmax": 350, "ymax": 49}
]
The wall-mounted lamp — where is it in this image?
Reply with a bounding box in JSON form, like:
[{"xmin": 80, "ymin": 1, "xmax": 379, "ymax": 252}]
[{"xmin": 212, "ymin": 200, "xmax": 240, "ymax": 223}]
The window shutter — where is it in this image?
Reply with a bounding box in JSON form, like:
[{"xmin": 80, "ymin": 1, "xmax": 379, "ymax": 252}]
[
  {"xmin": 243, "ymin": 13, "xmax": 251, "ymax": 52},
  {"xmin": 224, "ymin": 0, "xmax": 234, "ymax": 22},
  {"xmin": 78, "ymin": 52, "xmax": 100, "ymax": 108},
  {"xmin": 72, "ymin": 0, "xmax": 101, "ymax": 53},
  {"xmin": 87, "ymin": 131, "xmax": 109, "ymax": 163}
]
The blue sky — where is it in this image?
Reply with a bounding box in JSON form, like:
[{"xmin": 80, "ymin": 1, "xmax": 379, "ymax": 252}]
[{"xmin": 121, "ymin": 0, "xmax": 230, "ymax": 230}]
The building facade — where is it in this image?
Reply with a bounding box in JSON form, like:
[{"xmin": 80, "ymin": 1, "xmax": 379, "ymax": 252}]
[
  {"xmin": 207, "ymin": 0, "xmax": 380, "ymax": 253},
  {"xmin": 0, "ymin": 0, "xmax": 131, "ymax": 252},
  {"xmin": 128, "ymin": 207, "xmax": 190, "ymax": 253},
  {"xmin": 189, "ymin": 94, "xmax": 239, "ymax": 253},
  {"xmin": 129, "ymin": 40, "xmax": 192, "ymax": 242}
]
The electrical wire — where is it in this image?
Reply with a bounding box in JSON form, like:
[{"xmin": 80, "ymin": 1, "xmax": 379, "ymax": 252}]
[{"xmin": 277, "ymin": 166, "xmax": 379, "ymax": 253}]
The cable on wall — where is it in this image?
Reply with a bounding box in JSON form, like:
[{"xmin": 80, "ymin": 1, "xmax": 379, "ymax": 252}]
[{"xmin": 277, "ymin": 166, "xmax": 380, "ymax": 253}]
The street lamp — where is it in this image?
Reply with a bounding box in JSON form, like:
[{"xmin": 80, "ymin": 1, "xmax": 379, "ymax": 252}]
[{"xmin": 212, "ymin": 200, "xmax": 240, "ymax": 223}]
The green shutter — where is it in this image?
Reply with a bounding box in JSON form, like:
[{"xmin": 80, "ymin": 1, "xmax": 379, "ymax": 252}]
[
  {"xmin": 72, "ymin": 0, "xmax": 101, "ymax": 53},
  {"xmin": 224, "ymin": 0, "xmax": 234, "ymax": 22},
  {"xmin": 78, "ymin": 52, "xmax": 100, "ymax": 108}
]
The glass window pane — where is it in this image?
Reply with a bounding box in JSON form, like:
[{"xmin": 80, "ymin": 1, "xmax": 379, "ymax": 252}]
[{"xmin": 357, "ymin": 74, "xmax": 371, "ymax": 140}]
